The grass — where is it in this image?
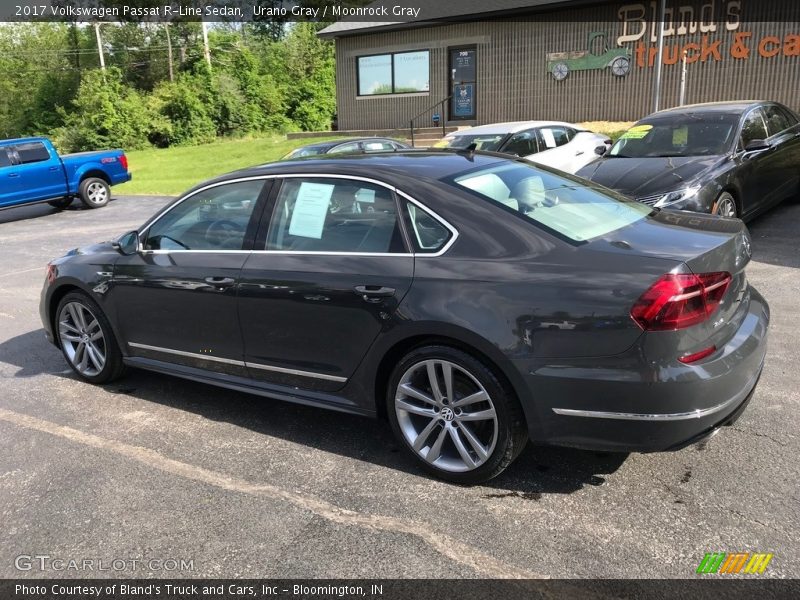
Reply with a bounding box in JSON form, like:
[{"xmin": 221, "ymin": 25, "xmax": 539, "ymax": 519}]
[{"xmin": 115, "ymin": 134, "xmax": 341, "ymax": 196}]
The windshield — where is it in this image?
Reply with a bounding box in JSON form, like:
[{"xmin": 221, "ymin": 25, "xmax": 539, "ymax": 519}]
[
  {"xmin": 435, "ymin": 133, "xmax": 506, "ymax": 152},
  {"xmin": 609, "ymin": 113, "xmax": 739, "ymax": 158},
  {"xmin": 447, "ymin": 162, "xmax": 652, "ymax": 243}
]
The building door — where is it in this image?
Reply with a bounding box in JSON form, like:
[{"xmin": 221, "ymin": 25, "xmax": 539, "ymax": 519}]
[{"xmin": 449, "ymin": 47, "xmax": 477, "ymax": 121}]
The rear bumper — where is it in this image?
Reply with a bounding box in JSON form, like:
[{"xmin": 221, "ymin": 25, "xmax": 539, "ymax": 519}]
[{"xmin": 516, "ymin": 289, "xmax": 769, "ymax": 452}]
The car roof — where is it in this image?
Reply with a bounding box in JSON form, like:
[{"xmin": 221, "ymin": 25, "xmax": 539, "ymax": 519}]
[
  {"xmin": 448, "ymin": 121, "xmax": 579, "ymax": 136},
  {"xmin": 650, "ymin": 101, "xmax": 766, "ymax": 117},
  {"xmin": 200, "ymin": 150, "xmax": 509, "ymax": 191}
]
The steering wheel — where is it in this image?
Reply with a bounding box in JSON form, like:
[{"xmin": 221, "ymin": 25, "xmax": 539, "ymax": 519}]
[{"xmin": 205, "ymin": 219, "xmax": 244, "ymax": 247}]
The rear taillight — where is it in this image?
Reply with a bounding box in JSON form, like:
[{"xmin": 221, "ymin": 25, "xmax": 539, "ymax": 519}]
[
  {"xmin": 119, "ymin": 154, "xmax": 129, "ymax": 170},
  {"xmin": 631, "ymin": 271, "xmax": 731, "ymax": 331}
]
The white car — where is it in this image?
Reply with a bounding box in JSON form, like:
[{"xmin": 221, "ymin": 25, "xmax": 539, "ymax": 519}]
[{"xmin": 434, "ymin": 121, "xmax": 611, "ymax": 174}]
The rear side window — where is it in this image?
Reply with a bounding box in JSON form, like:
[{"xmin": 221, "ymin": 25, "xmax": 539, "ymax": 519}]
[
  {"xmin": 537, "ymin": 126, "xmax": 571, "ymax": 149},
  {"xmin": 14, "ymin": 142, "xmax": 50, "ymax": 164},
  {"xmin": 267, "ymin": 178, "xmax": 406, "ymax": 254},
  {"xmin": 330, "ymin": 142, "xmax": 362, "ymax": 154},
  {"xmin": 450, "ymin": 163, "xmax": 651, "ymax": 243},
  {"xmin": 0, "ymin": 148, "xmax": 12, "ymax": 168},
  {"xmin": 402, "ymin": 201, "xmax": 452, "ymax": 253}
]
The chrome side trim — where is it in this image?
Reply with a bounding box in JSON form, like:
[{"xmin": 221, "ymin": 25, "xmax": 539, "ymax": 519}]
[
  {"xmin": 245, "ymin": 361, "xmax": 347, "ymax": 383},
  {"xmin": 127, "ymin": 342, "xmax": 347, "ymax": 383},
  {"xmin": 552, "ymin": 380, "xmax": 752, "ymax": 422},
  {"xmin": 128, "ymin": 342, "xmax": 245, "ymax": 366},
  {"xmin": 137, "ymin": 173, "xmax": 459, "ymax": 258}
]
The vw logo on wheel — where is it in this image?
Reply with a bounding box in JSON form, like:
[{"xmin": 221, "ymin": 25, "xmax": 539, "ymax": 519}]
[{"xmin": 440, "ymin": 406, "xmax": 455, "ymax": 422}]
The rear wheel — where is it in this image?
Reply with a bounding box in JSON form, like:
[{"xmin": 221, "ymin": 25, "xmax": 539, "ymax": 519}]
[
  {"xmin": 611, "ymin": 56, "xmax": 631, "ymax": 76},
  {"xmin": 79, "ymin": 177, "xmax": 110, "ymax": 209},
  {"xmin": 712, "ymin": 191, "xmax": 738, "ymax": 218},
  {"xmin": 387, "ymin": 345, "xmax": 528, "ymax": 484},
  {"xmin": 551, "ymin": 62, "xmax": 569, "ymax": 81},
  {"xmin": 48, "ymin": 197, "xmax": 73, "ymax": 210},
  {"xmin": 56, "ymin": 291, "xmax": 125, "ymax": 384}
]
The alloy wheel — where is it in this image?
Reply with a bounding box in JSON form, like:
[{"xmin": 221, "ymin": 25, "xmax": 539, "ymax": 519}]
[
  {"xmin": 394, "ymin": 359, "xmax": 498, "ymax": 473},
  {"xmin": 715, "ymin": 195, "xmax": 737, "ymax": 218},
  {"xmin": 86, "ymin": 182, "xmax": 108, "ymax": 206},
  {"xmin": 58, "ymin": 301, "xmax": 107, "ymax": 377}
]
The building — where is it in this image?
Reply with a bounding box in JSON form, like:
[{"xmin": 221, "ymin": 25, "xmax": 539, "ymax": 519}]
[{"xmin": 319, "ymin": 0, "xmax": 800, "ymax": 132}]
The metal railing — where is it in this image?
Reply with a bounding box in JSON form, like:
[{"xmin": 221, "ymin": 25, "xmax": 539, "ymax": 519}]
[{"xmin": 409, "ymin": 95, "xmax": 451, "ymax": 147}]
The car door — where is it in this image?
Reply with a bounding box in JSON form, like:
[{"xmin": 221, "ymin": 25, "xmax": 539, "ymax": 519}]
[
  {"xmin": 736, "ymin": 107, "xmax": 779, "ymax": 217},
  {"xmin": 762, "ymin": 104, "xmax": 800, "ymax": 201},
  {"xmin": 110, "ymin": 178, "xmax": 269, "ymax": 376},
  {"xmin": 7, "ymin": 141, "xmax": 67, "ymax": 205},
  {"xmin": 526, "ymin": 126, "xmax": 577, "ymax": 172},
  {"xmin": 237, "ymin": 175, "xmax": 414, "ymax": 392},
  {"xmin": 0, "ymin": 146, "xmax": 16, "ymax": 208}
]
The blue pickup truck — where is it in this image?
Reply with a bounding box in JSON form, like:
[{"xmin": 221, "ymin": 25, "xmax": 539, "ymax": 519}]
[{"xmin": 0, "ymin": 137, "xmax": 131, "ymax": 211}]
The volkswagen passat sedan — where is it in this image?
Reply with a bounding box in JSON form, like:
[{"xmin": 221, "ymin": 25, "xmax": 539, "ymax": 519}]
[
  {"xmin": 434, "ymin": 121, "xmax": 611, "ymax": 173},
  {"xmin": 282, "ymin": 137, "xmax": 410, "ymax": 159},
  {"xmin": 577, "ymin": 101, "xmax": 800, "ymax": 220},
  {"xmin": 40, "ymin": 151, "xmax": 769, "ymax": 483}
]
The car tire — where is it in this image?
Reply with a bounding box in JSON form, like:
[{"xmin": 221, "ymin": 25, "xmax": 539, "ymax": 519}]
[
  {"xmin": 387, "ymin": 345, "xmax": 528, "ymax": 484},
  {"xmin": 78, "ymin": 177, "xmax": 111, "ymax": 209},
  {"xmin": 551, "ymin": 62, "xmax": 569, "ymax": 81},
  {"xmin": 712, "ymin": 191, "xmax": 738, "ymax": 218},
  {"xmin": 48, "ymin": 197, "xmax": 73, "ymax": 210},
  {"xmin": 56, "ymin": 291, "xmax": 125, "ymax": 384}
]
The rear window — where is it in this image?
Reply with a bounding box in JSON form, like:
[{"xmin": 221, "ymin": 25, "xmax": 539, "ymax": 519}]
[
  {"xmin": 448, "ymin": 163, "xmax": 651, "ymax": 243},
  {"xmin": 14, "ymin": 142, "xmax": 50, "ymax": 164}
]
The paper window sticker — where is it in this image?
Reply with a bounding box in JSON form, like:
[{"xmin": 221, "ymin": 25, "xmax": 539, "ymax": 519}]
[
  {"xmin": 673, "ymin": 125, "xmax": 689, "ymax": 146},
  {"xmin": 541, "ymin": 128, "xmax": 557, "ymax": 148},
  {"xmin": 288, "ymin": 182, "xmax": 335, "ymax": 239},
  {"xmin": 620, "ymin": 124, "xmax": 653, "ymax": 140}
]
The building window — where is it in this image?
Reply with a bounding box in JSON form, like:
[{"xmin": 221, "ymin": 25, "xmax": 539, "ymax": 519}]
[{"xmin": 357, "ymin": 50, "xmax": 429, "ymax": 96}]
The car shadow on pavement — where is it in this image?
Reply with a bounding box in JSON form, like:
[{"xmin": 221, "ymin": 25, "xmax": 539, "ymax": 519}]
[
  {"xmin": 0, "ymin": 328, "xmax": 628, "ymax": 495},
  {"xmin": 746, "ymin": 198, "xmax": 800, "ymax": 269},
  {"xmin": 0, "ymin": 198, "xmax": 119, "ymax": 225}
]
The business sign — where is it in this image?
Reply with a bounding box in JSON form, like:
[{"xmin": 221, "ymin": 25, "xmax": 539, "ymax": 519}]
[{"xmin": 453, "ymin": 84, "xmax": 475, "ymax": 117}]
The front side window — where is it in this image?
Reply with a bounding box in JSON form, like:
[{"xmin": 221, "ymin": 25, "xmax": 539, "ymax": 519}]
[
  {"xmin": 143, "ymin": 180, "xmax": 264, "ymax": 251},
  {"xmin": 14, "ymin": 142, "xmax": 50, "ymax": 164},
  {"xmin": 610, "ymin": 113, "xmax": 739, "ymax": 157},
  {"xmin": 740, "ymin": 109, "xmax": 769, "ymax": 148},
  {"xmin": 449, "ymin": 163, "xmax": 651, "ymax": 243},
  {"xmin": 763, "ymin": 105, "xmax": 791, "ymax": 137},
  {"xmin": 358, "ymin": 51, "xmax": 429, "ymax": 95},
  {"xmin": 435, "ymin": 133, "xmax": 506, "ymax": 151},
  {"xmin": 502, "ymin": 131, "xmax": 538, "ymax": 156},
  {"xmin": 267, "ymin": 178, "xmax": 406, "ymax": 254},
  {"xmin": 362, "ymin": 140, "xmax": 395, "ymax": 152},
  {"xmin": 330, "ymin": 142, "xmax": 362, "ymax": 154}
]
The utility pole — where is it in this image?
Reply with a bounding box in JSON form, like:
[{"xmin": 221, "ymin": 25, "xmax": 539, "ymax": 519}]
[
  {"xmin": 164, "ymin": 23, "xmax": 174, "ymax": 82},
  {"xmin": 94, "ymin": 22, "xmax": 106, "ymax": 71},
  {"xmin": 201, "ymin": 20, "xmax": 211, "ymax": 67},
  {"xmin": 678, "ymin": 48, "xmax": 688, "ymax": 106},
  {"xmin": 651, "ymin": 0, "xmax": 666, "ymax": 112}
]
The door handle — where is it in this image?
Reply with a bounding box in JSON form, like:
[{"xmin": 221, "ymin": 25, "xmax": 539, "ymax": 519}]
[
  {"xmin": 204, "ymin": 276, "xmax": 236, "ymax": 288},
  {"xmin": 49, "ymin": 166, "xmax": 60, "ymax": 171},
  {"xmin": 8, "ymin": 173, "xmax": 19, "ymax": 178},
  {"xmin": 575, "ymin": 150, "xmax": 585, "ymax": 156},
  {"xmin": 354, "ymin": 285, "xmax": 396, "ymax": 299}
]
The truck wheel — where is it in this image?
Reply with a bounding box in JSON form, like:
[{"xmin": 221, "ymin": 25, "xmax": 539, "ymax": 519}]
[
  {"xmin": 611, "ymin": 56, "xmax": 631, "ymax": 76},
  {"xmin": 551, "ymin": 62, "xmax": 569, "ymax": 81},
  {"xmin": 48, "ymin": 197, "xmax": 73, "ymax": 210},
  {"xmin": 79, "ymin": 177, "xmax": 110, "ymax": 209}
]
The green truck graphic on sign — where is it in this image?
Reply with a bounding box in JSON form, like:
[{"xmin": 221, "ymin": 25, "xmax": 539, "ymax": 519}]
[{"xmin": 546, "ymin": 32, "xmax": 631, "ymax": 80}]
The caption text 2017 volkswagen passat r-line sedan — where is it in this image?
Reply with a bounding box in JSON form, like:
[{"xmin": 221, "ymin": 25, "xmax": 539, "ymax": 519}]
[{"xmin": 40, "ymin": 151, "xmax": 769, "ymax": 483}]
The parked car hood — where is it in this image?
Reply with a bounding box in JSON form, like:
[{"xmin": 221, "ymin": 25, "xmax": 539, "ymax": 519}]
[{"xmin": 576, "ymin": 155, "xmax": 724, "ymax": 198}]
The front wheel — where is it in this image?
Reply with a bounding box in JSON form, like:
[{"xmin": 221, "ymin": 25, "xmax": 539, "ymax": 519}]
[
  {"xmin": 56, "ymin": 291, "xmax": 125, "ymax": 383},
  {"xmin": 79, "ymin": 177, "xmax": 110, "ymax": 209},
  {"xmin": 387, "ymin": 345, "xmax": 528, "ymax": 484},
  {"xmin": 712, "ymin": 191, "xmax": 738, "ymax": 218}
]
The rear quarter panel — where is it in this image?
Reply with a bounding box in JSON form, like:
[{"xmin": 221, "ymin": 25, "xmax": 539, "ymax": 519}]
[{"xmin": 61, "ymin": 150, "xmax": 131, "ymax": 189}]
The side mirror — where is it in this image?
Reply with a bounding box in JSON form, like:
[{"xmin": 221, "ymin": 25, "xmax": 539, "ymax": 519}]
[
  {"xmin": 594, "ymin": 145, "xmax": 608, "ymax": 156},
  {"xmin": 113, "ymin": 230, "xmax": 139, "ymax": 255},
  {"xmin": 744, "ymin": 139, "xmax": 771, "ymax": 152}
]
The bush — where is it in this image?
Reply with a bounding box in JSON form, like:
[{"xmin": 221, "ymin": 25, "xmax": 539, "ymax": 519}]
[{"xmin": 149, "ymin": 75, "xmax": 217, "ymax": 147}]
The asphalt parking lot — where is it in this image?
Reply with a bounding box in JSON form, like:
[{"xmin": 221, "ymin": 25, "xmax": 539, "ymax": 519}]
[{"xmin": 0, "ymin": 195, "xmax": 798, "ymax": 579}]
